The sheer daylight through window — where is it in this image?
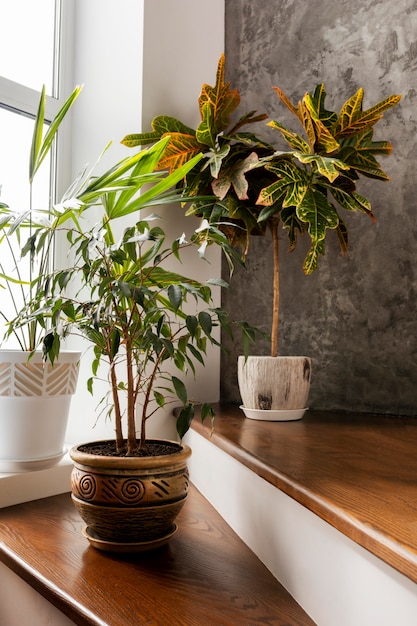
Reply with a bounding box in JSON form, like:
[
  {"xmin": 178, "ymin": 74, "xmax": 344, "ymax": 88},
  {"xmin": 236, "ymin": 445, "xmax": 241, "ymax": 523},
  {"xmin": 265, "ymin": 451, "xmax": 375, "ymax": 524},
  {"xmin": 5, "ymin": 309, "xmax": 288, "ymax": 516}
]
[{"xmin": 0, "ymin": 0, "xmax": 61, "ymax": 348}]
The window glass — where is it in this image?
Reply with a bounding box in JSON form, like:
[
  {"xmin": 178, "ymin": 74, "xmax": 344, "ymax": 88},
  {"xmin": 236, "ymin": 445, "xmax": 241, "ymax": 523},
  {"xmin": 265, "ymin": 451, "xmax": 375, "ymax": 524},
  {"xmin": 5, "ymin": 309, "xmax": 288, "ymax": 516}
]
[
  {"xmin": 0, "ymin": 0, "xmax": 59, "ymax": 348},
  {"xmin": 0, "ymin": 108, "xmax": 49, "ymax": 211},
  {"xmin": 0, "ymin": 108, "xmax": 50, "ymax": 346},
  {"xmin": 0, "ymin": 0, "xmax": 56, "ymax": 94}
]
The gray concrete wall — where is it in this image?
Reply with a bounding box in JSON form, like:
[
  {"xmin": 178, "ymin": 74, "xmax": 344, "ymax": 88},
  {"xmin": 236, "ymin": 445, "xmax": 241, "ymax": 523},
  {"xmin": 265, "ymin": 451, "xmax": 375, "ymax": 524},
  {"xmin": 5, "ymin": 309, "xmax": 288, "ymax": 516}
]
[{"xmin": 221, "ymin": 0, "xmax": 417, "ymax": 415}]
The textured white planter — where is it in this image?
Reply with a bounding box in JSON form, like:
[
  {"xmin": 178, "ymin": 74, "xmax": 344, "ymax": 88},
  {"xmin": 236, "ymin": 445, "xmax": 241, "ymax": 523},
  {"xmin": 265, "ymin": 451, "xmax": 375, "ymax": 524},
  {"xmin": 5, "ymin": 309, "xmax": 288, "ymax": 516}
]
[
  {"xmin": 0, "ymin": 350, "xmax": 81, "ymax": 471},
  {"xmin": 237, "ymin": 356, "xmax": 312, "ymax": 421}
]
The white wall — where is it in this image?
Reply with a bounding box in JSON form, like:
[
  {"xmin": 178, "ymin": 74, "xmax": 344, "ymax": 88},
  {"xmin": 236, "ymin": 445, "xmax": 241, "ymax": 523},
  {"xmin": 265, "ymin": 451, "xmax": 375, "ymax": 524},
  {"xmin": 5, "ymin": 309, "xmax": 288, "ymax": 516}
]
[{"xmin": 65, "ymin": 0, "xmax": 225, "ymax": 445}]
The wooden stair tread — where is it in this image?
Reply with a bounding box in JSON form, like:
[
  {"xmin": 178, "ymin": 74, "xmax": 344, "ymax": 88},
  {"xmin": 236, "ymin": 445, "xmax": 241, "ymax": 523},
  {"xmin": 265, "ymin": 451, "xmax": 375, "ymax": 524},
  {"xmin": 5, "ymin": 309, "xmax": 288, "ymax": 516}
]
[
  {"xmin": 191, "ymin": 403, "xmax": 417, "ymax": 583},
  {"xmin": 0, "ymin": 484, "xmax": 315, "ymax": 626}
]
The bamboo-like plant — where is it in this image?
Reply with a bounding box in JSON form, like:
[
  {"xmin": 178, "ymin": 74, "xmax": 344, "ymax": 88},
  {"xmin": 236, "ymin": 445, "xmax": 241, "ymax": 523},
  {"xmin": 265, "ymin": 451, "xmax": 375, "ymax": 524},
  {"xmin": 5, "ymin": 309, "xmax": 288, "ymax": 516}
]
[
  {"xmin": 0, "ymin": 85, "xmax": 82, "ymax": 353},
  {"xmin": 122, "ymin": 55, "xmax": 401, "ymax": 358}
]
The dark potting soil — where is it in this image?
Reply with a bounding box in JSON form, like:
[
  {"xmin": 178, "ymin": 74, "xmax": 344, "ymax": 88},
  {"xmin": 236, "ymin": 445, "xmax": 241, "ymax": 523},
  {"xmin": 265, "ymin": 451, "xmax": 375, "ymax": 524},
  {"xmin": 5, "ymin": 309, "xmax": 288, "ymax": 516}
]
[{"xmin": 78, "ymin": 440, "xmax": 183, "ymax": 458}]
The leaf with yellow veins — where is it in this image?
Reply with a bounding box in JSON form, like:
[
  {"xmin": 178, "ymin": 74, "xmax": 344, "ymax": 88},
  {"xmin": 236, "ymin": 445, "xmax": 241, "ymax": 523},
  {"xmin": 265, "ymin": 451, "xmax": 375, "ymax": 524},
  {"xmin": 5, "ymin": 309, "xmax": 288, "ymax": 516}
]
[
  {"xmin": 335, "ymin": 92, "xmax": 401, "ymax": 137},
  {"xmin": 272, "ymin": 86, "xmax": 300, "ymax": 120},
  {"xmin": 156, "ymin": 133, "xmax": 203, "ymax": 172},
  {"xmin": 294, "ymin": 153, "xmax": 349, "ymax": 182},
  {"xmin": 267, "ymin": 120, "xmax": 310, "ymax": 153},
  {"xmin": 197, "ymin": 53, "xmax": 240, "ymax": 144},
  {"xmin": 303, "ymin": 93, "xmax": 340, "ymax": 153},
  {"xmin": 298, "ymin": 101, "xmax": 316, "ymax": 148}
]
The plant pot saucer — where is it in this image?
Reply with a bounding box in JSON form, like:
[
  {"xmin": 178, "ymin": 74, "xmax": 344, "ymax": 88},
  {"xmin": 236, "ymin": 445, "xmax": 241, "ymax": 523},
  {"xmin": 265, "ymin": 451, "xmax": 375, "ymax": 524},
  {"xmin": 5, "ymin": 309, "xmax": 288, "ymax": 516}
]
[
  {"xmin": 239, "ymin": 406, "xmax": 307, "ymax": 422},
  {"xmin": 0, "ymin": 448, "xmax": 67, "ymax": 473},
  {"xmin": 82, "ymin": 524, "xmax": 178, "ymax": 553}
]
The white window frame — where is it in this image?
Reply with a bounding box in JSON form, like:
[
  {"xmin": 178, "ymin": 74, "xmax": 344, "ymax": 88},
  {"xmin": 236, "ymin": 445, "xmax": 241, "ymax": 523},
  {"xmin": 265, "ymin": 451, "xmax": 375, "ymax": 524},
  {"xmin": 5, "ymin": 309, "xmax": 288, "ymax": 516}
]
[{"xmin": 0, "ymin": 0, "xmax": 75, "ymax": 204}]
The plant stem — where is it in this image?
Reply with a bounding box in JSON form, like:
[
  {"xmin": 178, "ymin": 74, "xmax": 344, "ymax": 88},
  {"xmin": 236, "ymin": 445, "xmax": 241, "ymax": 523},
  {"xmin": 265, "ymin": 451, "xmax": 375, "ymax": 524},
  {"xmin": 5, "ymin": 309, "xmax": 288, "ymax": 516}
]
[
  {"xmin": 125, "ymin": 339, "xmax": 137, "ymax": 454},
  {"xmin": 109, "ymin": 359, "xmax": 124, "ymax": 452},
  {"xmin": 271, "ymin": 219, "xmax": 279, "ymax": 358}
]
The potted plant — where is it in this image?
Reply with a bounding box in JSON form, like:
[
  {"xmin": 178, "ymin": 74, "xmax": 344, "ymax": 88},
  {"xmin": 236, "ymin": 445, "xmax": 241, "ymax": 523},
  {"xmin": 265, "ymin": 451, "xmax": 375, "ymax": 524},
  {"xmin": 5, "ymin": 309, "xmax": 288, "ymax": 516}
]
[
  {"xmin": 122, "ymin": 54, "xmax": 401, "ymax": 421},
  {"xmin": 0, "ymin": 85, "xmax": 83, "ymax": 471},
  {"xmin": 31, "ymin": 136, "xmax": 244, "ymax": 551}
]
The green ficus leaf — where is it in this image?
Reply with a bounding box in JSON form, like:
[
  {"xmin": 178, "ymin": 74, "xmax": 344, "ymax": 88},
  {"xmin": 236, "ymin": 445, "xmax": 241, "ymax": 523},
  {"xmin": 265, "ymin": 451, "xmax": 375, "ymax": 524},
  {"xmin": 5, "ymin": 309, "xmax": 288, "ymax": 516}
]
[
  {"xmin": 161, "ymin": 338, "xmax": 174, "ymax": 357},
  {"xmin": 172, "ymin": 375, "xmax": 187, "ymax": 405},
  {"xmin": 167, "ymin": 284, "xmax": 182, "ymax": 311},
  {"xmin": 186, "ymin": 342, "xmax": 205, "ymax": 366},
  {"xmin": 118, "ymin": 281, "xmax": 132, "ymax": 298},
  {"xmin": 154, "ymin": 390, "xmax": 165, "ymax": 408},
  {"xmin": 174, "ymin": 350, "xmax": 186, "ymax": 371},
  {"xmin": 87, "ymin": 376, "xmax": 94, "ymax": 394},
  {"xmin": 58, "ymin": 270, "xmax": 71, "ymax": 290},
  {"xmin": 201, "ymin": 402, "xmax": 215, "ymax": 421},
  {"xmin": 60, "ymin": 301, "xmax": 76, "ymax": 320},
  {"xmin": 176, "ymin": 403, "xmax": 194, "ymax": 440},
  {"xmin": 198, "ymin": 311, "xmax": 212, "ymax": 336},
  {"xmin": 155, "ymin": 314, "xmax": 165, "ymax": 337},
  {"xmin": 110, "ymin": 329, "xmax": 121, "ymax": 358},
  {"xmin": 186, "ymin": 315, "xmax": 198, "ymax": 337}
]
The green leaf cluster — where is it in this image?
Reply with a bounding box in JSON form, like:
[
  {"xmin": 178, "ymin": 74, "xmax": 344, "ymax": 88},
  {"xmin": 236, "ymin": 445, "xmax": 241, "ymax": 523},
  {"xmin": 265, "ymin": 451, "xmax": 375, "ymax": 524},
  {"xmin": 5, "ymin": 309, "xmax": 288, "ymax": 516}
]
[
  {"xmin": 122, "ymin": 55, "xmax": 400, "ymax": 357},
  {"xmin": 122, "ymin": 53, "xmax": 274, "ymax": 257},
  {"xmin": 258, "ymin": 84, "xmax": 401, "ymax": 273}
]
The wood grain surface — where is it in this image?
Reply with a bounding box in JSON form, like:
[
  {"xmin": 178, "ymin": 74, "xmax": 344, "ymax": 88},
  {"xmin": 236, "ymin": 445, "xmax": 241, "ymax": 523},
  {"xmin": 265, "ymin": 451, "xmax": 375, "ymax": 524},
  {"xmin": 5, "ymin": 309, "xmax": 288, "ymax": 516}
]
[
  {"xmin": 191, "ymin": 403, "xmax": 417, "ymax": 583},
  {"xmin": 0, "ymin": 484, "xmax": 315, "ymax": 625}
]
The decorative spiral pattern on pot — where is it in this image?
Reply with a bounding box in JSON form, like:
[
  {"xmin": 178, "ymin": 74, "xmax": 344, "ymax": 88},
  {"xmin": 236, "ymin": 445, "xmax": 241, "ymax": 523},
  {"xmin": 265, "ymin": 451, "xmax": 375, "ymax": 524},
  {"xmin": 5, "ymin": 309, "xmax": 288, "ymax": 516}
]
[
  {"xmin": 77, "ymin": 473, "xmax": 97, "ymax": 500},
  {"xmin": 119, "ymin": 478, "xmax": 145, "ymax": 503}
]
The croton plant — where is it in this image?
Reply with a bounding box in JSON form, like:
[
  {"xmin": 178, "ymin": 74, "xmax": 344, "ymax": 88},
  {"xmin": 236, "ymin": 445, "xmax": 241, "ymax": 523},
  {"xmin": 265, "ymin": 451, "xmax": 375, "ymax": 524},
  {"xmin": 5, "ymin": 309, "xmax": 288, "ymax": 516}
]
[{"xmin": 122, "ymin": 54, "xmax": 401, "ymax": 356}]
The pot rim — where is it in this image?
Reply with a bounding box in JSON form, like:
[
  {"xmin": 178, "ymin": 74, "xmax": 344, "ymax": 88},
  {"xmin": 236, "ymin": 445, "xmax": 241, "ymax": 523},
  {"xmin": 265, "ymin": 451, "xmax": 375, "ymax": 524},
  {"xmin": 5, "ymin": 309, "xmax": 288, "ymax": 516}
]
[
  {"xmin": 70, "ymin": 439, "xmax": 192, "ymax": 469},
  {"xmin": 0, "ymin": 349, "xmax": 82, "ymax": 364}
]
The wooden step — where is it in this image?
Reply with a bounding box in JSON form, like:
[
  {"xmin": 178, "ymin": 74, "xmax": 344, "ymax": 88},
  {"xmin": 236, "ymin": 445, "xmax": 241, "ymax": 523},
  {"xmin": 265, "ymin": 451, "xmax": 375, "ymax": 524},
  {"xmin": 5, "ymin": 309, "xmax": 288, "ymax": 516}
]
[
  {"xmin": 0, "ymin": 484, "xmax": 315, "ymax": 626},
  {"xmin": 185, "ymin": 403, "xmax": 417, "ymax": 626},
  {"xmin": 189, "ymin": 403, "xmax": 417, "ymax": 582}
]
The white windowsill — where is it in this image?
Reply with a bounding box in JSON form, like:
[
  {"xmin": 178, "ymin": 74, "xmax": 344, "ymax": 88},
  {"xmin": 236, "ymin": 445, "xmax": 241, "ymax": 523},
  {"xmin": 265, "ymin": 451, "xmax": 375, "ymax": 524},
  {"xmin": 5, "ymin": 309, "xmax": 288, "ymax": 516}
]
[{"xmin": 0, "ymin": 447, "xmax": 74, "ymax": 509}]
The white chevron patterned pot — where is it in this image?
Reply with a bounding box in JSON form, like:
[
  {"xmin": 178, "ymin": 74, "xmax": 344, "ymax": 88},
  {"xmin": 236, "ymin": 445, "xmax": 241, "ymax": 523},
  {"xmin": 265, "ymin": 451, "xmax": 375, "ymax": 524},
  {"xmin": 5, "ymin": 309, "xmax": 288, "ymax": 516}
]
[{"xmin": 0, "ymin": 350, "xmax": 81, "ymax": 471}]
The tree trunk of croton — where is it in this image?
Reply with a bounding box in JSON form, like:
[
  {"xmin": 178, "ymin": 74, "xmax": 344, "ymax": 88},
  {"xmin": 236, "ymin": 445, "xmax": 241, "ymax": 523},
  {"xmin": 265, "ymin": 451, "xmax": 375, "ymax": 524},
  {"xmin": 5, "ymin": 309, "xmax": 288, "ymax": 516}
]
[{"xmin": 271, "ymin": 219, "xmax": 280, "ymax": 358}]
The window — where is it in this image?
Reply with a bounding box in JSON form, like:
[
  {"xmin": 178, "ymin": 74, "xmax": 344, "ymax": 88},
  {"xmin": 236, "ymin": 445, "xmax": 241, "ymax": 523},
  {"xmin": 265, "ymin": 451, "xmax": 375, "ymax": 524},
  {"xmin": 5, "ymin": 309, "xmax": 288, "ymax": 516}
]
[
  {"xmin": 1, "ymin": 0, "xmax": 56, "ymax": 95},
  {"xmin": 0, "ymin": 0, "xmax": 73, "ymax": 347}
]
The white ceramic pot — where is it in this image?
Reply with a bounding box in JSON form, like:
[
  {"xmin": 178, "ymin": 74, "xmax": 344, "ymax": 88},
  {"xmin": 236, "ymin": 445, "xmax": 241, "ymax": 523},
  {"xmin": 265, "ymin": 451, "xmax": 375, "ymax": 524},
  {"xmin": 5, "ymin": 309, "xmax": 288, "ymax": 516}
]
[
  {"xmin": 0, "ymin": 350, "xmax": 81, "ymax": 471},
  {"xmin": 237, "ymin": 355, "xmax": 312, "ymax": 421}
]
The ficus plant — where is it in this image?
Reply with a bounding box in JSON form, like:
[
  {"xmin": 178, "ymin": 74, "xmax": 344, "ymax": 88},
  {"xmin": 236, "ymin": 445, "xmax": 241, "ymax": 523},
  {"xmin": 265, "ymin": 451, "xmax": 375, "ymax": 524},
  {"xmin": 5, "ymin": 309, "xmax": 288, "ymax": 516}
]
[
  {"xmin": 122, "ymin": 54, "xmax": 401, "ymax": 358},
  {"xmin": 17, "ymin": 136, "xmax": 247, "ymax": 454}
]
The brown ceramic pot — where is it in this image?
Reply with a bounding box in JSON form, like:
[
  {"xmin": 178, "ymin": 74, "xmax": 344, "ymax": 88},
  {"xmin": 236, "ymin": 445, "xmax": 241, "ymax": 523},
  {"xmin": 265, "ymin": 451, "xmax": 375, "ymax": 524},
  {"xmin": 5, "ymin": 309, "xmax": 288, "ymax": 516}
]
[{"xmin": 70, "ymin": 439, "xmax": 191, "ymax": 551}]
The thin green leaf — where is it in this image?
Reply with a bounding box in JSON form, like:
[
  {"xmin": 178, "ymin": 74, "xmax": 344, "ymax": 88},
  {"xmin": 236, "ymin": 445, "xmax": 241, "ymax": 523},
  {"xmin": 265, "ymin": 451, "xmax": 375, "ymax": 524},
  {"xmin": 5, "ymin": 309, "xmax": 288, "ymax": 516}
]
[
  {"xmin": 198, "ymin": 311, "xmax": 212, "ymax": 336},
  {"xmin": 172, "ymin": 375, "xmax": 187, "ymax": 405},
  {"xmin": 167, "ymin": 284, "xmax": 182, "ymax": 311},
  {"xmin": 176, "ymin": 404, "xmax": 194, "ymax": 439}
]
